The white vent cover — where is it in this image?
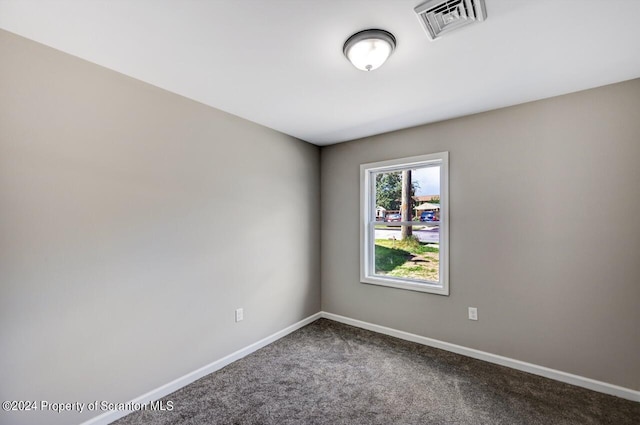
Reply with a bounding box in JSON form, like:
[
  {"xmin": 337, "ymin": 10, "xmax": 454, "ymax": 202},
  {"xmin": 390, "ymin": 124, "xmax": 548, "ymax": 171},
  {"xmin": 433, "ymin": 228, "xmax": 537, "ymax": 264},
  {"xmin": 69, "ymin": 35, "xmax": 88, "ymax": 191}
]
[{"xmin": 415, "ymin": 0, "xmax": 487, "ymax": 41}]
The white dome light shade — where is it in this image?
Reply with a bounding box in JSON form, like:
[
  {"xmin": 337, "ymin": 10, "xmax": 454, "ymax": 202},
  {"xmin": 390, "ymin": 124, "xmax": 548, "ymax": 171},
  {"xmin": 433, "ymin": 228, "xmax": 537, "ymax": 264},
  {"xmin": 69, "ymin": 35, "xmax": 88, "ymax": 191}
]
[{"xmin": 343, "ymin": 29, "xmax": 396, "ymax": 71}]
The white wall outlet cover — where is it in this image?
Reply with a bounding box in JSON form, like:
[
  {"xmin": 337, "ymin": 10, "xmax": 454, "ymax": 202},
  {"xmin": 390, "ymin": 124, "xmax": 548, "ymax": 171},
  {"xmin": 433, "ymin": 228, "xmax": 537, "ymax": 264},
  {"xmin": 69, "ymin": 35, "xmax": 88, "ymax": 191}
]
[
  {"xmin": 468, "ymin": 307, "xmax": 478, "ymax": 321},
  {"xmin": 235, "ymin": 308, "xmax": 244, "ymax": 322}
]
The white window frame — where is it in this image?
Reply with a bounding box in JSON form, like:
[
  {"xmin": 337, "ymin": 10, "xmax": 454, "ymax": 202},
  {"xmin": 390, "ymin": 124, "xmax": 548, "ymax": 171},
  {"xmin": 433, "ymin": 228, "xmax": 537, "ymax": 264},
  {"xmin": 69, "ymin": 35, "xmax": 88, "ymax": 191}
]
[{"xmin": 360, "ymin": 152, "xmax": 449, "ymax": 295}]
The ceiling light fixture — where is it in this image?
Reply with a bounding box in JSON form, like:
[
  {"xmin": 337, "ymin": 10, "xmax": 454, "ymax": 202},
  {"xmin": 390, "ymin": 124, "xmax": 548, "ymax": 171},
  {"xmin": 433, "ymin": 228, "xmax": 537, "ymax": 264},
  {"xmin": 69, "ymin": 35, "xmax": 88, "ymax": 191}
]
[{"xmin": 343, "ymin": 29, "xmax": 396, "ymax": 72}]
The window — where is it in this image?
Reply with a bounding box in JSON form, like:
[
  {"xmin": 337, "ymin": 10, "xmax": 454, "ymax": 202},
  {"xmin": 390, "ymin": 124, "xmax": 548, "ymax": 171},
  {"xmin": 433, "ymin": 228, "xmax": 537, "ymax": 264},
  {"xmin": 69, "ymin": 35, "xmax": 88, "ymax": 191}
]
[{"xmin": 360, "ymin": 152, "xmax": 449, "ymax": 295}]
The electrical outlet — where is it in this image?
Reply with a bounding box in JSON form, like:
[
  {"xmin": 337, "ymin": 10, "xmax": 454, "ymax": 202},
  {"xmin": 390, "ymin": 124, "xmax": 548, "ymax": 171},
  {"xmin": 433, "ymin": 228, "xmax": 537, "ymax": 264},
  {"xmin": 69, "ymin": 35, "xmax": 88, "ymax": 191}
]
[
  {"xmin": 468, "ymin": 307, "xmax": 478, "ymax": 321},
  {"xmin": 235, "ymin": 308, "xmax": 244, "ymax": 322}
]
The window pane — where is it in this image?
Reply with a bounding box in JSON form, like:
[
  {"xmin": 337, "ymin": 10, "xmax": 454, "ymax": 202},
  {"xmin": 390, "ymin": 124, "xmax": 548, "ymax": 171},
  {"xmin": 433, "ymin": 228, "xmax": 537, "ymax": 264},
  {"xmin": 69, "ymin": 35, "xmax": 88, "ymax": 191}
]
[
  {"xmin": 375, "ymin": 166, "xmax": 440, "ymax": 223},
  {"xmin": 374, "ymin": 225, "xmax": 440, "ymax": 283}
]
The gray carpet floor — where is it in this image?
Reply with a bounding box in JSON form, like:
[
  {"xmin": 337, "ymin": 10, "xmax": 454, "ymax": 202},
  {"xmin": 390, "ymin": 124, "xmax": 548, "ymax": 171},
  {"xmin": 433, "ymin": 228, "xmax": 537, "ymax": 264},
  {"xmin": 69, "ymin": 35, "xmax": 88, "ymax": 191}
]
[{"xmin": 114, "ymin": 319, "xmax": 639, "ymax": 424}]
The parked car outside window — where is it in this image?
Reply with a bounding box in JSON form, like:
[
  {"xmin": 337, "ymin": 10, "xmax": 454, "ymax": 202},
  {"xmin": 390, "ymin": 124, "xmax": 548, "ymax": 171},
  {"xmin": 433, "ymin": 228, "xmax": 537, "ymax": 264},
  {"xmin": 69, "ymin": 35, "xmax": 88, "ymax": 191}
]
[
  {"xmin": 420, "ymin": 211, "xmax": 434, "ymax": 222},
  {"xmin": 385, "ymin": 213, "xmax": 402, "ymax": 222}
]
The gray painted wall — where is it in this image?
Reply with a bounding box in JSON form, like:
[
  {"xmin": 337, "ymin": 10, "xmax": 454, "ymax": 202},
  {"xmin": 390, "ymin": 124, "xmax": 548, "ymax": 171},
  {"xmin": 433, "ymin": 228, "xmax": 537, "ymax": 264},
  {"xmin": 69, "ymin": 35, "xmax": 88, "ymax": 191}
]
[
  {"xmin": 321, "ymin": 79, "xmax": 640, "ymax": 391},
  {"xmin": 0, "ymin": 30, "xmax": 320, "ymax": 425}
]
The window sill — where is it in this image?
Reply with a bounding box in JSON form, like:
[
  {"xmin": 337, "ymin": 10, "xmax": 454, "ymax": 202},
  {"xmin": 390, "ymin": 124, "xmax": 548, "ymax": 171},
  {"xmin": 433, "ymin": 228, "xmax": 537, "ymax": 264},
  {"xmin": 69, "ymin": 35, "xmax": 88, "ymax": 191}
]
[{"xmin": 361, "ymin": 275, "xmax": 449, "ymax": 295}]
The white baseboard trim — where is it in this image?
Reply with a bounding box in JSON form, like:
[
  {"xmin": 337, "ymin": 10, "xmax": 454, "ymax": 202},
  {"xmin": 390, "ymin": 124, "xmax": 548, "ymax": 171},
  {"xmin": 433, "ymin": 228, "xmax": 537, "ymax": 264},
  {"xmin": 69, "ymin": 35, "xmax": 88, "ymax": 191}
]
[
  {"xmin": 320, "ymin": 311, "xmax": 640, "ymax": 402},
  {"xmin": 80, "ymin": 312, "xmax": 323, "ymax": 425}
]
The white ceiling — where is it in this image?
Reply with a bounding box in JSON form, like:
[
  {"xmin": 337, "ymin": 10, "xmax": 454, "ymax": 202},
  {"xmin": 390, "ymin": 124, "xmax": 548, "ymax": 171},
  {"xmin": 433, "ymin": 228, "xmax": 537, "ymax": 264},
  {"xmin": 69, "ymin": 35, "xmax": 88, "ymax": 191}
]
[{"xmin": 1, "ymin": 0, "xmax": 639, "ymax": 145}]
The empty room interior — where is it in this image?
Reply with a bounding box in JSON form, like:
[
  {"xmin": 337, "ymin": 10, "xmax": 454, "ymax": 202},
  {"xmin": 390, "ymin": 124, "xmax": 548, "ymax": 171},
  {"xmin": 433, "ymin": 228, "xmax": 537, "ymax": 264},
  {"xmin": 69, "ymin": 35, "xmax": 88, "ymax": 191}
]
[{"xmin": 1, "ymin": 1, "xmax": 639, "ymax": 424}]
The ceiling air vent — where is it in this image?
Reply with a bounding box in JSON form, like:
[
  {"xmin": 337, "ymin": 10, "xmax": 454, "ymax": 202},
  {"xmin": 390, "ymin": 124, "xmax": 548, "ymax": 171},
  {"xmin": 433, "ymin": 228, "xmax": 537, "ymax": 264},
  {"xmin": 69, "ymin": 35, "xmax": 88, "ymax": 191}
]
[{"xmin": 414, "ymin": 0, "xmax": 487, "ymax": 41}]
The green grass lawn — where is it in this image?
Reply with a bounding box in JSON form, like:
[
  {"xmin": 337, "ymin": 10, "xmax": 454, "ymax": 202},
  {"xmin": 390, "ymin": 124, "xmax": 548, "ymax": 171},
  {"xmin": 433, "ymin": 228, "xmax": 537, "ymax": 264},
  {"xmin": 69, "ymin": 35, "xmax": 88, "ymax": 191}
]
[{"xmin": 375, "ymin": 237, "xmax": 439, "ymax": 281}]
